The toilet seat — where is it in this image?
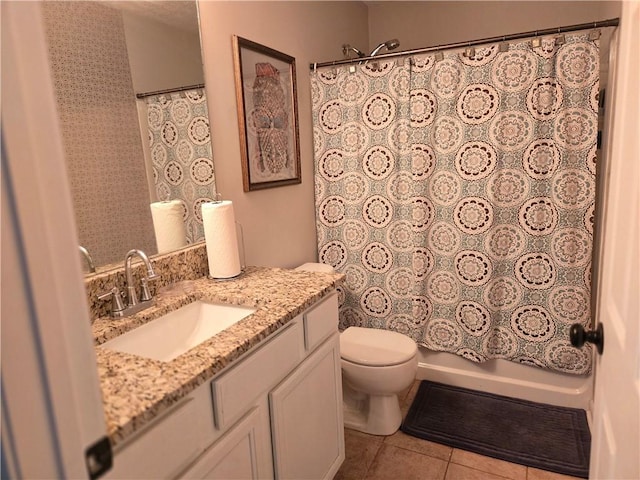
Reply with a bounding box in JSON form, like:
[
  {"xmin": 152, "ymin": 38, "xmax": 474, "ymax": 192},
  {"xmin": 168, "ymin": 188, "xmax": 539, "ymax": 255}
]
[{"xmin": 340, "ymin": 327, "xmax": 417, "ymax": 367}]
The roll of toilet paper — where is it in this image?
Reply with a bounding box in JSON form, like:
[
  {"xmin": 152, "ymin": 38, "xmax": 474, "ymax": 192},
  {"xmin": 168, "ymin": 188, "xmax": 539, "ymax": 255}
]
[
  {"xmin": 202, "ymin": 200, "xmax": 241, "ymax": 279},
  {"xmin": 150, "ymin": 200, "xmax": 187, "ymax": 254}
]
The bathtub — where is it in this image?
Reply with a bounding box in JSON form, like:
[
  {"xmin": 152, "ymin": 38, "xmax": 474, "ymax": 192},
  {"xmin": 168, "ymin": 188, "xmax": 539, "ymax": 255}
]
[{"xmin": 415, "ymin": 347, "xmax": 593, "ymax": 411}]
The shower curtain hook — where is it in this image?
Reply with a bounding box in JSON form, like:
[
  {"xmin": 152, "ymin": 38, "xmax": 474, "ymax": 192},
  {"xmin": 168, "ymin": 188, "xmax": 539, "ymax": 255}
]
[
  {"xmin": 589, "ymin": 28, "xmax": 601, "ymax": 40},
  {"xmin": 499, "ymin": 36, "xmax": 509, "ymax": 52},
  {"xmin": 531, "ymin": 31, "xmax": 541, "ymax": 48},
  {"xmin": 464, "ymin": 41, "xmax": 475, "ymax": 58},
  {"xmin": 313, "ymin": 62, "xmax": 317, "ymax": 73}
]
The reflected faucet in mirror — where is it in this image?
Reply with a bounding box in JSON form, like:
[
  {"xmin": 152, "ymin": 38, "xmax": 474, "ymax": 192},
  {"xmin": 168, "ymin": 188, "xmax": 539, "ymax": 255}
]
[{"xmin": 79, "ymin": 245, "xmax": 96, "ymax": 273}]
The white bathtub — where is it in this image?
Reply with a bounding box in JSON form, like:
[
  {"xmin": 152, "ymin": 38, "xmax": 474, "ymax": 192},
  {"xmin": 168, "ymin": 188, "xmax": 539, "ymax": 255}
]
[{"xmin": 416, "ymin": 347, "xmax": 593, "ymax": 411}]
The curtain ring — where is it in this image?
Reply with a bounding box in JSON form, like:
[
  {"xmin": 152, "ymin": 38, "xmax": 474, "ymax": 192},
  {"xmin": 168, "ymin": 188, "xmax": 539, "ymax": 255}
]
[
  {"xmin": 531, "ymin": 32, "xmax": 541, "ymax": 48},
  {"xmin": 465, "ymin": 41, "xmax": 475, "ymax": 58},
  {"xmin": 499, "ymin": 36, "xmax": 509, "ymax": 52}
]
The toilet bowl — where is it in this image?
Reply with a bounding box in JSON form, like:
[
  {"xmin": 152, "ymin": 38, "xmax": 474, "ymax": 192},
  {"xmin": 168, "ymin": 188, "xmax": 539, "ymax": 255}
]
[
  {"xmin": 295, "ymin": 263, "xmax": 419, "ymax": 436},
  {"xmin": 340, "ymin": 327, "xmax": 418, "ymax": 435}
]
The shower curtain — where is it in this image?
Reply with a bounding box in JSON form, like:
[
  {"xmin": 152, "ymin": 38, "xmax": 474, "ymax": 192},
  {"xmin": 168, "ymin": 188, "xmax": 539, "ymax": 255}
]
[
  {"xmin": 146, "ymin": 87, "xmax": 216, "ymax": 244},
  {"xmin": 311, "ymin": 33, "xmax": 599, "ymax": 374}
]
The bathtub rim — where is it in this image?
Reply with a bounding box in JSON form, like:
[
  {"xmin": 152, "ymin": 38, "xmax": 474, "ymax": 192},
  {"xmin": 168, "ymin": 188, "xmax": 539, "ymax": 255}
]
[{"xmin": 415, "ymin": 347, "xmax": 594, "ymax": 412}]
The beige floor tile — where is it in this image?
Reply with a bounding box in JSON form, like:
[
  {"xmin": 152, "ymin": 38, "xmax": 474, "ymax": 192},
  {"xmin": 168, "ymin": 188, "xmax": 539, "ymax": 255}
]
[
  {"xmin": 334, "ymin": 428, "xmax": 384, "ymax": 480},
  {"xmin": 367, "ymin": 444, "xmax": 448, "ymax": 480},
  {"xmin": 527, "ymin": 467, "xmax": 584, "ymax": 480},
  {"xmin": 397, "ymin": 380, "xmax": 417, "ymax": 405},
  {"xmin": 446, "ymin": 462, "xmax": 519, "ymax": 480},
  {"xmin": 450, "ymin": 449, "xmax": 527, "ymax": 480},
  {"xmin": 400, "ymin": 379, "xmax": 422, "ymax": 415},
  {"xmin": 384, "ymin": 430, "xmax": 453, "ymax": 461}
]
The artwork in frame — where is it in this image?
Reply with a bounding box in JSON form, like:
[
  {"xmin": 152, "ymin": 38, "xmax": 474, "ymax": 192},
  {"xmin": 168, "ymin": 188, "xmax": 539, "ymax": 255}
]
[{"xmin": 232, "ymin": 36, "xmax": 301, "ymax": 191}]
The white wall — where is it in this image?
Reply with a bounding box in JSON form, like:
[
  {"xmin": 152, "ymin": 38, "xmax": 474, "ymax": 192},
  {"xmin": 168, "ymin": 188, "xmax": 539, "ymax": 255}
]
[
  {"xmin": 198, "ymin": 1, "xmax": 368, "ymax": 268},
  {"xmin": 367, "ymin": 1, "xmax": 621, "ymax": 50},
  {"xmin": 123, "ymin": 10, "xmax": 204, "ymax": 93}
]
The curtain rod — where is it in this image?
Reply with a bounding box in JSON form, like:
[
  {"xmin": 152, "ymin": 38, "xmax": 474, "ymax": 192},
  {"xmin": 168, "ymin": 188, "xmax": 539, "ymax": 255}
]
[
  {"xmin": 136, "ymin": 83, "xmax": 205, "ymax": 99},
  {"xmin": 309, "ymin": 18, "xmax": 619, "ymax": 70}
]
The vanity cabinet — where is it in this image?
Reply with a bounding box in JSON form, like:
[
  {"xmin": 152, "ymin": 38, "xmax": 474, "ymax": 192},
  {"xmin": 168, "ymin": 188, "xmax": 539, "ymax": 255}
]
[
  {"xmin": 181, "ymin": 404, "xmax": 270, "ymax": 479},
  {"xmin": 106, "ymin": 291, "xmax": 343, "ymax": 480},
  {"xmin": 270, "ymin": 333, "xmax": 344, "ymax": 479}
]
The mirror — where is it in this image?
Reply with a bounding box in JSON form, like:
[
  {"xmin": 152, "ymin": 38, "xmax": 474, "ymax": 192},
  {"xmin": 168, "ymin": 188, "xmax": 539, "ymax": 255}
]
[{"xmin": 41, "ymin": 0, "xmax": 215, "ymax": 273}]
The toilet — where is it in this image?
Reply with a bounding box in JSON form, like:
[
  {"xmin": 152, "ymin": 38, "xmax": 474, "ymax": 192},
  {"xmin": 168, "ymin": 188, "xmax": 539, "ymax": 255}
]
[
  {"xmin": 340, "ymin": 327, "xmax": 418, "ymax": 435},
  {"xmin": 295, "ymin": 263, "xmax": 419, "ymax": 436}
]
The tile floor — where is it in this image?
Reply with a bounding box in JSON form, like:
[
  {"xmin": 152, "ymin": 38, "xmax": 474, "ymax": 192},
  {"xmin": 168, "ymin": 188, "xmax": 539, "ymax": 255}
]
[{"xmin": 335, "ymin": 381, "xmax": 584, "ymax": 480}]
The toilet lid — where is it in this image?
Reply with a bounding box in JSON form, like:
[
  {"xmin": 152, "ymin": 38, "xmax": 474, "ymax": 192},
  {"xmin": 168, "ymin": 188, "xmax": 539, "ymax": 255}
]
[
  {"xmin": 295, "ymin": 262, "xmax": 335, "ymax": 273},
  {"xmin": 340, "ymin": 327, "xmax": 417, "ymax": 367}
]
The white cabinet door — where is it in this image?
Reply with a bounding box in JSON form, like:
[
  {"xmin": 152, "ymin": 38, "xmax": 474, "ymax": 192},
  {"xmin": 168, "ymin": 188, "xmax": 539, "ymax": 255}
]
[
  {"xmin": 269, "ymin": 333, "xmax": 344, "ymax": 480},
  {"xmin": 180, "ymin": 404, "xmax": 272, "ymax": 480}
]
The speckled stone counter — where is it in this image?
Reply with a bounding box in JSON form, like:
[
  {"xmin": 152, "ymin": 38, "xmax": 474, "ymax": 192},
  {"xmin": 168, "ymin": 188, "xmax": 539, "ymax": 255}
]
[{"xmin": 93, "ymin": 266, "xmax": 344, "ymax": 447}]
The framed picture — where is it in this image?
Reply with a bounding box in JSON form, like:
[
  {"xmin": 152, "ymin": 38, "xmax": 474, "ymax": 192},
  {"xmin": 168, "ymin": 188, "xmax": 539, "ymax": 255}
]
[{"xmin": 232, "ymin": 36, "xmax": 301, "ymax": 191}]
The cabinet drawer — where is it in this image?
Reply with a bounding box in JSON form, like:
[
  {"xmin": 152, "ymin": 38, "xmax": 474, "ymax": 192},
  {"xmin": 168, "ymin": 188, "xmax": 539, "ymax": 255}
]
[
  {"xmin": 107, "ymin": 397, "xmax": 205, "ymax": 479},
  {"xmin": 304, "ymin": 292, "xmax": 338, "ymax": 352},
  {"xmin": 211, "ymin": 318, "xmax": 304, "ymax": 430}
]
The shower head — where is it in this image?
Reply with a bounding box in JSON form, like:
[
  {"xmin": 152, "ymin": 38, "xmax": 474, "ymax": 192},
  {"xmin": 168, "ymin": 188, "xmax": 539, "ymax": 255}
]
[
  {"xmin": 369, "ymin": 39, "xmax": 400, "ymax": 57},
  {"xmin": 342, "ymin": 44, "xmax": 366, "ymax": 58}
]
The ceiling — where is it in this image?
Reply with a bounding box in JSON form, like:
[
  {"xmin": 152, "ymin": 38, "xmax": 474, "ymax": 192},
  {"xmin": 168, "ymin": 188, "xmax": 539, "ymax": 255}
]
[{"xmin": 106, "ymin": 1, "xmax": 199, "ymax": 34}]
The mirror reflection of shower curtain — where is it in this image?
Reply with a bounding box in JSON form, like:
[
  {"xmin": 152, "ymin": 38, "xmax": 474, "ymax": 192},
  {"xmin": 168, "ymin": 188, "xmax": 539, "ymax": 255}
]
[
  {"xmin": 311, "ymin": 32, "xmax": 599, "ymax": 375},
  {"xmin": 144, "ymin": 88, "xmax": 217, "ymax": 244}
]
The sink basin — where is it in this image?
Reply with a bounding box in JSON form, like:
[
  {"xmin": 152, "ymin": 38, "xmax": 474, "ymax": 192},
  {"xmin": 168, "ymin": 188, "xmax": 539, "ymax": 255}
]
[{"xmin": 102, "ymin": 301, "xmax": 256, "ymax": 362}]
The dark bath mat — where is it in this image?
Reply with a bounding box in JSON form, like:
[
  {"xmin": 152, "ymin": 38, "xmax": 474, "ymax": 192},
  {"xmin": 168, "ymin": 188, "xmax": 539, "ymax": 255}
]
[{"xmin": 401, "ymin": 380, "xmax": 591, "ymax": 478}]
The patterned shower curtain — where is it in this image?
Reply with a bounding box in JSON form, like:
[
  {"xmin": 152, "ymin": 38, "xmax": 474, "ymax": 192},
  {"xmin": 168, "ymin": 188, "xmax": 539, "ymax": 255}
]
[
  {"xmin": 146, "ymin": 87, "xmax": 217, "ymax": 244},
  {"xmin": 311, "ymin": 33, "xmax": 599, "ymax": 375}
]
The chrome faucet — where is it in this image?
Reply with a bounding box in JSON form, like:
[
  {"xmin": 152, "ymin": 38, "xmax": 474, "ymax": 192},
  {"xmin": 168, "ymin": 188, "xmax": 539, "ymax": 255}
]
[
  {"xmin": 124, "ymin": 249, "xmax": 159, "ymax": 308},
  {"xmin": 98, "ymin": 249, "xmax": 159, "ymax": 318},
  {"xmin": 79, "ymin": 245, "xmax": 96, "ymax": 273}
]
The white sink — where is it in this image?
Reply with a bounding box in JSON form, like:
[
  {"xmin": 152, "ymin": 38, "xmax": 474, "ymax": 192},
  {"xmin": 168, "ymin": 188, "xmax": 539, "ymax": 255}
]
[{"xmin": 102, "ymin": 301, "xmax": 256, "ymax": 362}]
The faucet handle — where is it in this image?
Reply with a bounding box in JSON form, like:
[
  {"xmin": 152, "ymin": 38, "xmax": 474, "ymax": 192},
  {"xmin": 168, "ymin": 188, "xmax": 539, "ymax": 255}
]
[
  {"xmin": 97, "ymin": 287, "xmax": 126, "ymax": 318},
  {"xmin": 140, "ymin": 278, "xmax": 152, "ymax": 302},
  {"xmin": 140, "ymin": 274, "xmax": 160, "ymax": 302}
]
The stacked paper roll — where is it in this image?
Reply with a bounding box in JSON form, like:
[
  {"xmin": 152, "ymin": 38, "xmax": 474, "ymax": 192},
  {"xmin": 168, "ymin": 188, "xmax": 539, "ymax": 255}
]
[
  {"xmin": 150, "ymin": 200, "xmax": 187, "ymax": 253},
  {"xmin": 202, "ymin": 200, "xmax": 241, "ymax": 278}
]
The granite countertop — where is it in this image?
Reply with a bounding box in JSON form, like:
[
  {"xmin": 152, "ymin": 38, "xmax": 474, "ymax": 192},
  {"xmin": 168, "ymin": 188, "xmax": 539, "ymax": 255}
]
[{"xmin": 93, "ymin": 266, "xmax": 343, "ymax": 447}]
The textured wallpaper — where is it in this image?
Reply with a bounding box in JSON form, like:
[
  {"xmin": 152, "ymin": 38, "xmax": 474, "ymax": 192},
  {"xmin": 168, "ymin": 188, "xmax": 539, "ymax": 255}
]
[{"xmin": 42, "ymin": 1, "xmax": 156, "ymax": 267}]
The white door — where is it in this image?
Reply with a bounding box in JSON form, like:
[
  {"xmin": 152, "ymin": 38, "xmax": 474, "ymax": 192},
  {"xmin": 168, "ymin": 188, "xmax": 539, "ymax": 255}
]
[
  {"xmin": 589, "ymin": 3, "xmax": 640, "ymax": 479},
  {"xmin": 2, "ymin": 2, "xmax": 109, "ymax": 478}
]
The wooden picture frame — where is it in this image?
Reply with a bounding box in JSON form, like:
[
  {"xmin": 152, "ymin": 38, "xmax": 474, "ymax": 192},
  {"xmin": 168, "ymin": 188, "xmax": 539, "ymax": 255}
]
[{"xmin": 232, "ymin": 36, "xmax": 301, "ymax": 191}]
